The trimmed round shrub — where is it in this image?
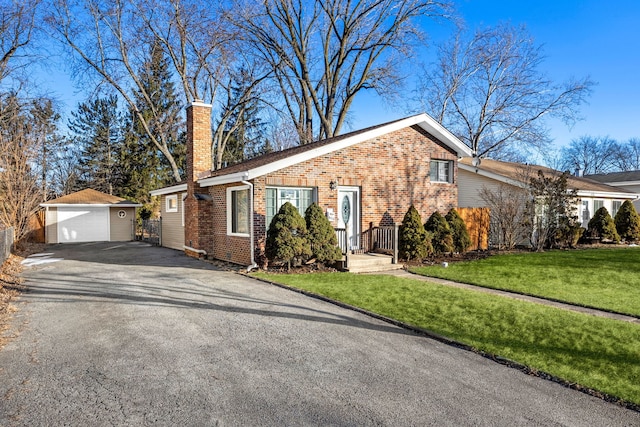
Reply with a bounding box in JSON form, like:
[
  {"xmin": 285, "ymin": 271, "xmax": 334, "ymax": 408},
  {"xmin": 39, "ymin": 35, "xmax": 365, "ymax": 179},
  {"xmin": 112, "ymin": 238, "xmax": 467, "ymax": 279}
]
[
  {"xmin": 587, "ymin": 206, "xmax": 620, "ymax": 242},
  {"xmin": 266, "ymin": 202, "xmax": 312, "ymax": 268},
  {"xmin": 445, "ymin": 208, "xmax": 471, "ymax": 253},
  {"xmin": 305, "ymin": 203, "xmax": 342, "ymax": 263},
  {"xmin": 398, "ymin": 205, "xmax": 431, "ymax": 260},
  {"xmin": 614, "ymin": 200, "xmax": 640, "ymax": 242},
  {"xmin": 425, "ymin": 211, "xmax": 454, "ymax": 255}
]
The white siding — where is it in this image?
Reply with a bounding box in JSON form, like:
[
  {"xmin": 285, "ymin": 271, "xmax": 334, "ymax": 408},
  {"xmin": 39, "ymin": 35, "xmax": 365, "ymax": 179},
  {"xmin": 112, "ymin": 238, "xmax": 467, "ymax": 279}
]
[
  {"xmin": 161, "ymin": 193, "xmax": 184, "ymax": 250},
  {"xmin": 458, "ymin": 168, "xmax": 505, "ymax": 207}
]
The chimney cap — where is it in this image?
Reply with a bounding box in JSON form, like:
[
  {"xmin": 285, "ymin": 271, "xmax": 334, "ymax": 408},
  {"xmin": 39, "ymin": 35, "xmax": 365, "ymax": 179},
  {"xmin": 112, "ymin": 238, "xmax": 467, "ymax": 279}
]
[{"xmin": 190, "ymin": 99, "xmax": 212, "ymax": 108}]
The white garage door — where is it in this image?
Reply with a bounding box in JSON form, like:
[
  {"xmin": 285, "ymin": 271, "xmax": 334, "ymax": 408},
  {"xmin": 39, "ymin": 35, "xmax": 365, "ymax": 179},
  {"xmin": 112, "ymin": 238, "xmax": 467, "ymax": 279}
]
[{"xmin": 57, "ymin": 207, "xmax": 110, "ymax": 243}]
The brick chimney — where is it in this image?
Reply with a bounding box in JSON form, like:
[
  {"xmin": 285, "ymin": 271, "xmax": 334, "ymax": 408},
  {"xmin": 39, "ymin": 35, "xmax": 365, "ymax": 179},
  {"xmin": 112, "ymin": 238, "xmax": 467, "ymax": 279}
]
[
  {"xmin": 184, "ymin": 101, "xmax": 213, "ymax": 258},
  {"xmin": 186, "ymin": 100, "xmax": 213, "ymax": 183}
]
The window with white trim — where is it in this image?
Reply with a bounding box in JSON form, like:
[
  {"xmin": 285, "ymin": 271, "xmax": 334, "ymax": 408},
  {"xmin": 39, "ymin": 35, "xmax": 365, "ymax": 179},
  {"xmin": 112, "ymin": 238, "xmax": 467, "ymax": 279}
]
[
  {"xmin": 166, "ymin": 195, "xmax": 178, "ymax": 213},
  {"xmin": 612, "ymin": 200, "xmax": 622, "ymax": 218},
  {"xmin": 227, "ymin": 185, "xmax": 250, "ymax": 236},
  {"xmin": 181, "ymin": 193, "xmax": 187, "ymax": 226},
  {"xmin": 266, "ymin": 187, "xmax": 315, "ymax": 226},
  {"xmin": 430, "ymin": 160, "xmax": 453, "ymax": 183},
  {"xmin": 581, "ymin": 200, "xmax": 590, "ymax": 222}
]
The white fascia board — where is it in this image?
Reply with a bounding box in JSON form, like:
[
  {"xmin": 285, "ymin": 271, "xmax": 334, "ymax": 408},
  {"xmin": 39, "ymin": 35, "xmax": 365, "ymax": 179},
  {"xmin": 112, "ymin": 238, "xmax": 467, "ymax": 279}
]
[
  {"xmin": 39, "ymin": 203, "xmax": 142, "ymax": 208},
  {"xmin": 150, "ymin": 183, "xmax": 188, "ymax": 196},
  {"xmin": 604, "ymin": 181, "xmax": 640, "ymax": 187},
  {"xmin": 415, "ymin": 114, "xmax": 473, "ymax": 157},
  {"xmin": 199, "ymin": 114, "xmax": 472, "ymax": 186},
  {"xmin": 198, "ymin": 172, "xmax": 250, "ymax": 187},
  {"xmin": 576, "ymin": 190, "xmax": 639, "ymax": 199},
  {"xmin": 458, "ymin": 163, "xmax": 525, "ymax": 188},
  {"xmin": 40, "ymin": 203, "xmax": 112, "ymax": 208}
]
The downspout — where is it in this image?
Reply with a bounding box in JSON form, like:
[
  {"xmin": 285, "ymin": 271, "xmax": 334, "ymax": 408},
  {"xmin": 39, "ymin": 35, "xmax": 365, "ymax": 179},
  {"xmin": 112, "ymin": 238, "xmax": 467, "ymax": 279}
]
[{"xmin": 242, "ymin": 177, "xmax": 258, "ymax": 272}]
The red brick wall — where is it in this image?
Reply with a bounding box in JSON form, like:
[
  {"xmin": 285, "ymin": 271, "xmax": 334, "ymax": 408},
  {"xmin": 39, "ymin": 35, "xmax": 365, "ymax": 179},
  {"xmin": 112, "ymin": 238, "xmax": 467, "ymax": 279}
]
[
  {"xmin": 206, "ymin": 125, "xmax": 458, "ymax": 265},
  {"xmin": 185, "ymin": 102, "xmax": 213, "ymax": 257}
]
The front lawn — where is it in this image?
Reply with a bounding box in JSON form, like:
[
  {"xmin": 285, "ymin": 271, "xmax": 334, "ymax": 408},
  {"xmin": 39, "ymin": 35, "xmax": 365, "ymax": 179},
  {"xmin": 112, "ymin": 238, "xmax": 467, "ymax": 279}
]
[
  {"xmin": 254, "ymin": 271, "xmax": 640, "ymax": 407},
  {"xmin": 410, "ymin": 247, "xmax": 640, "ymax": 317}
]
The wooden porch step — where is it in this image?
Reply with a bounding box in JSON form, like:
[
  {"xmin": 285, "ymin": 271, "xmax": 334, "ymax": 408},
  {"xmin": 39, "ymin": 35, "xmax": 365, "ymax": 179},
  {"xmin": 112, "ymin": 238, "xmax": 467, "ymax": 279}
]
[{"xmin": 345, "ymin": 253, "xmax": 403, "ymax": 273}]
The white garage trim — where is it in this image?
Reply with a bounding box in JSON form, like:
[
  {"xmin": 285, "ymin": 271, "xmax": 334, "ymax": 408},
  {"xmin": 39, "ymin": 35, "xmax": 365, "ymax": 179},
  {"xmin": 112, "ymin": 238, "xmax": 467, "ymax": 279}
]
[{"xmin": 57, "ymin": 206, "xmax": 110, "ymax": 243}]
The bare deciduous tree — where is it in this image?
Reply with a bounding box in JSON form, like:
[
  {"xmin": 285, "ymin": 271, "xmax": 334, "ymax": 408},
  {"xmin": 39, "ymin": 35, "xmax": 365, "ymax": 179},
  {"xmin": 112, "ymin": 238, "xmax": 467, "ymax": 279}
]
[
  {"xmin": 46, "ymin": 0, "xmax": 235, "ymax": 181},
  {"xmin": 232, "ymin": 0, "xmax": 450, "ymax": 144},
  {"xmin": 421, "ymin": 23, "xmax": 593, "ymax": 159},
  {"xmin": 560, "ymin": 135, "xmax": 616, "ymax": 175},
  {"xmin": 0, "ymin": 93, "xmax": 44, "ymax": 241},
  {"xmin": 611, "ymin": 138, "xmax": 640, "ymax": 172},
  {"xmin": 479, "ymin": 183, "xmax": 530, "ymax": 250},
  {"xmin": 0, "ymin": 0, "xmax": 39, "ymax": 84}
]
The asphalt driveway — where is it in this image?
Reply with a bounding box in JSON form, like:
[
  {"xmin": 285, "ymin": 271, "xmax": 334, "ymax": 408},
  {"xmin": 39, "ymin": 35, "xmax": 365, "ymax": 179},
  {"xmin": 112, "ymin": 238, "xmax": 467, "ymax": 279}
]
[{"xmin": 1, "ymin": 241, "xmax": 638, "ymax": 426}]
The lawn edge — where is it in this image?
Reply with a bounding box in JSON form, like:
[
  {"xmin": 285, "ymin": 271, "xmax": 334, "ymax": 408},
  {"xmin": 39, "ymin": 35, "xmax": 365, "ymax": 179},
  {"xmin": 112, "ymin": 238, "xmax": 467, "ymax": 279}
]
[
  {"xmin": 247, "ymin": 272, "xmax": 640, "ymax": 413},
  {"xmin": 409, "ymin": 268, "xmax": 640, "ymax": 319}
]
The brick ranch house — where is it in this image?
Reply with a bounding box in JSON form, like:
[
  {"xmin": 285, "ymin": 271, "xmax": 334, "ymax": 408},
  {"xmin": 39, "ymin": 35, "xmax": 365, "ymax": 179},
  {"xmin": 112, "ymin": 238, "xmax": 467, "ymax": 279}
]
[{"xmin": 150, "ymin": 102, "xmax": 473, "ymax": 267}]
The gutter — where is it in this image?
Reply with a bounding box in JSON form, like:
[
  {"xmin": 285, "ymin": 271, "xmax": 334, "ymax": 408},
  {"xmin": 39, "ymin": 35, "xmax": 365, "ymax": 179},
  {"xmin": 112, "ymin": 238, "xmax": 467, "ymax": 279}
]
[{"xmin": 242, "ymin": 177, "xmax": 259, "ymax": 272}]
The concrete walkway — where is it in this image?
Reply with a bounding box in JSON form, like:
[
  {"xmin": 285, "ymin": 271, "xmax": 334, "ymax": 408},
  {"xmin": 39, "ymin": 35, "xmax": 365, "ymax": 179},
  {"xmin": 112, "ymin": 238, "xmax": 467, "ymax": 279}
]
[{"xmin": 378, "ymin": 269, "xmax": 640, "ymax": 324}]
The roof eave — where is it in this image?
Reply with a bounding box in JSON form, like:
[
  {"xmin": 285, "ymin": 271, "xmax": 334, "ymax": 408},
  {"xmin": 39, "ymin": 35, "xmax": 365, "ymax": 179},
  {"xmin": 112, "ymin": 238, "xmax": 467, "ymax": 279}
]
[
  {"xmin": 199, "ymin": 113, "xmax": 472, "ymax": 186},
  {"xmin": 150, "ymin": 183, "xmax": 188, "ymax": 196}
]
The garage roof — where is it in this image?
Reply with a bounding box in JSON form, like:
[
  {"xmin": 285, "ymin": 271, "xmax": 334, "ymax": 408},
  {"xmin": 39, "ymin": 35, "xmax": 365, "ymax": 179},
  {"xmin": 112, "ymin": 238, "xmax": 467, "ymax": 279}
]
[{"xmin": 41, "ymin": 189, "xmax": 141, "ymax": 207}]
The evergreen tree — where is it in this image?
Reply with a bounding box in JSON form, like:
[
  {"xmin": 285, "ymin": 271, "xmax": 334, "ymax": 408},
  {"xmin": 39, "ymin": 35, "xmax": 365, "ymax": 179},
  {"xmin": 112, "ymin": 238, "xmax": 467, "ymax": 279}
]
[
  {"xmin": 398, "ymin": 205, "xmax": 431, "ymax": 260},
  {"xmin": 217, "ymin": 68, "xmax": 268, "ymax": 168},
  {"xmin": 305, "ymin": 203, "xmax": 342, "ymax": 263},
  {"xmin": 123, "ymin": 38, "xmax": 183, "ymax": 206},
  {"xmin": 445, "ymin": 208, "xmax": 472, "ymax": 253},
  {"xmin": 425, "ymin": 211, "xmax": 454, "ymax": 255},
  {"xmin": 266, "ymin": 202, "xmax": 312, "ymax": 269},
  {"xmin": 614, "ymin": 200, "xmax": 640, "ymax": 242},
  {"xmin": 68, "ymin": 95, "xmax": 125, "ymax": 195},
  {"xmin": 587, "ymin": 207, "xmax": 620, "ymax": 242}
]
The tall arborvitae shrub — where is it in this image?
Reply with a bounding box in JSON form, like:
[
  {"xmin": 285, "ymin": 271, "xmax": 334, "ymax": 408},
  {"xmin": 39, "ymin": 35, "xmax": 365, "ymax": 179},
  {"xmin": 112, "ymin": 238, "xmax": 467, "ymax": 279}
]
[
  {"xmin": 398, "ymin": 205, "xmax": 431, "ymax": 260},
  {"xmin": 615, "ymin": 200, "xmax": 640, "ymax": 242},
  {"xmin": 305, "ymin": 203, "xmax": 342, "ymax": 263},
  {"xmin": 587, "ymin": 207, "xmax": 620, "ymax": 242},
  {"xmin": 266, "ymin": 202, "xmax": 311, "ymax": 269},
  {"xmin": 425, "ymin": 211, "xmax": 454, "ymax": 255},
  {"xmin": 445, "ymin": 208, "xmax": 471, "ymax": 253}
]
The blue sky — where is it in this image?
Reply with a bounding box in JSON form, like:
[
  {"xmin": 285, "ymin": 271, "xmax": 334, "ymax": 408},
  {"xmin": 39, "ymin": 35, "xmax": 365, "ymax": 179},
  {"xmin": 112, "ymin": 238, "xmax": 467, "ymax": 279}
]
[
  {"xmin": 39, "ymin": 1, "xmax": 639, "ymax": 153},
  {"xmin": 352, "ymin": 0, "xmax": 640, "ymax": 151}
]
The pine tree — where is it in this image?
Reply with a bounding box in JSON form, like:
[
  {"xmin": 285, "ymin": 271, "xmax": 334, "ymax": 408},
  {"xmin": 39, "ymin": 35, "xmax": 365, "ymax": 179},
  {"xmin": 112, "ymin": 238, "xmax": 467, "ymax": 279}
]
[
  {"xmin": 445, "ymin": 208, "xmax": 471, "ymax": 253},
  {"xmin": 122, "ymin": 38, "xmax": 183, "ymax": 206},
  {"xmin": 68, "ymin": 95, "xmax": 125, "ymax": 195},
  {"xmin": 425, "ymin": 211, "xmax": 454, "ymax": 255},
  {"xmin": 614, "ymin": 201, "xmax": 640, "ymax": 242},
  {"xmin": 588, "ymin": 207, "xmax": 620, "ymax": 242},
  {"xmin": 305, "ymin": 203, "xmax": 342, "ymax": 263},
  {"xmin": 398, "ymin": 205, "xmax": 431, "ymax": 260},
  {"xmin": 266, "ymin": 202, "xmax": 312, "ymax": 269},
  {"xmin": 216, "ymin": 68, "xmax": 268, "ymax": 168}
]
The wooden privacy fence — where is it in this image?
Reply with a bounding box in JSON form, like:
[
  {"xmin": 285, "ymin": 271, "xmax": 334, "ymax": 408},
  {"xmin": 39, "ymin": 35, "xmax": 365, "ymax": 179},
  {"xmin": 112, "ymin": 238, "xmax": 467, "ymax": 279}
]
[
  {"xmin": 26, "ymin": 210, "xmax": 46, "ymax": 243},
  {"xmin": 457, "ymin": 207, "xmax": 490, "ymax": 251}
]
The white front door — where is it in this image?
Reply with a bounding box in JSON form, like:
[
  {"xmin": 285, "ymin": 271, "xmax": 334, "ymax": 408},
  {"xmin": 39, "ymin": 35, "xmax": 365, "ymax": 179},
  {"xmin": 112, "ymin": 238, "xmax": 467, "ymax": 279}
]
[{"xmin": 337, "ymin": 187, "xmax": 360, "ymax": 250}]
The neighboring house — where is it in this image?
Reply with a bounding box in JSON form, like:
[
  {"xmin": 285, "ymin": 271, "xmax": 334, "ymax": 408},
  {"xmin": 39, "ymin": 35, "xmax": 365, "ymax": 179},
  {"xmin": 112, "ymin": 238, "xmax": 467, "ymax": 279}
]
[
  {"xmin": 41, "ymin": 189, "xmax": 141, "ymax": 244},
  {"xmin": 151, "ymin": 102, "xmax": 473, "ymax": 266},
  {"xmin": 458, "ymin": 158, "xmax": 639, "ymax": 229},
  {"xmin": 586, "ymin": 171, "xmax": 640, "ymax": 212}
]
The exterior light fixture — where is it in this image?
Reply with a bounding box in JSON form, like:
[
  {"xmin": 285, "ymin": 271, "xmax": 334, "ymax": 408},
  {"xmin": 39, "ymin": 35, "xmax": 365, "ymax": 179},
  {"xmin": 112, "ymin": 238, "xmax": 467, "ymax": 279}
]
[{"xmin": 329, "ymin": 180, "xmax": 337, "ymax": 190}]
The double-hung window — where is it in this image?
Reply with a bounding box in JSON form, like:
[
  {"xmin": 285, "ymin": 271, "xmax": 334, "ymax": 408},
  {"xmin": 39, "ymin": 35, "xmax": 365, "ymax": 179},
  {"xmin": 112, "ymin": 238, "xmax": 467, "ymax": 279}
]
[
  {"xmin": 227, "ymin": 185, "xmax": 250, "ymax": 236},
  {"xmin": 266, "ymin": 187, "xmax": 315, "ymax": 226},
  {"xmin": 430, "ymin": 160, "xmax": 453, "ymax": 183},
  {"xmin": 593, "ymin": 200, "xmax": 604, "ymax": 212},
  {"xmin": 612, "ymin": 200, "xmax": 622, "ymax": 217}
]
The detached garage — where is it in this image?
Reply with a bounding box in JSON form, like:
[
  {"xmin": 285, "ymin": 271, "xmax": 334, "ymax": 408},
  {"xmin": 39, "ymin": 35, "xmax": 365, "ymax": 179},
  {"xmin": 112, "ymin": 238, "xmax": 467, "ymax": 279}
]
[{"xmin": 42, "ymin": 189, "xmax": 141, "ymax": 244}]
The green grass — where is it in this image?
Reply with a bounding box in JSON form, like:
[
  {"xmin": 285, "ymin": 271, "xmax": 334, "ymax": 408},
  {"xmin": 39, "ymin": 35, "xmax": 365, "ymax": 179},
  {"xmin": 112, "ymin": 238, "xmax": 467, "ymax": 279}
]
[
  {"xmin": 410, "ymin": 247, "xmax": 640, "ymax": 317},
  {"xmin": 254, "ymin": 271, "xmax": 640, "ymax": 406}
]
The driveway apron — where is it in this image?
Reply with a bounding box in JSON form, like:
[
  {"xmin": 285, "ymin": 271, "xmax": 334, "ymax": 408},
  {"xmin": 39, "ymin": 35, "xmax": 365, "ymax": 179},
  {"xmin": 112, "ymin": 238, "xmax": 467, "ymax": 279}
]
[{"xmin": 1, "ymin": 242, "xmax": 638, "ymax": 426}]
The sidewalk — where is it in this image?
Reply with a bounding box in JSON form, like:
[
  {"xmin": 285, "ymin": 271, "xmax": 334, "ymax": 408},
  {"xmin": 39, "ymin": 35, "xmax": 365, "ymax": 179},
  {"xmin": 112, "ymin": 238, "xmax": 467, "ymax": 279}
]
[{"xmin": 376, "ymin": 269, "xmax": 640, "ymax": 324}]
